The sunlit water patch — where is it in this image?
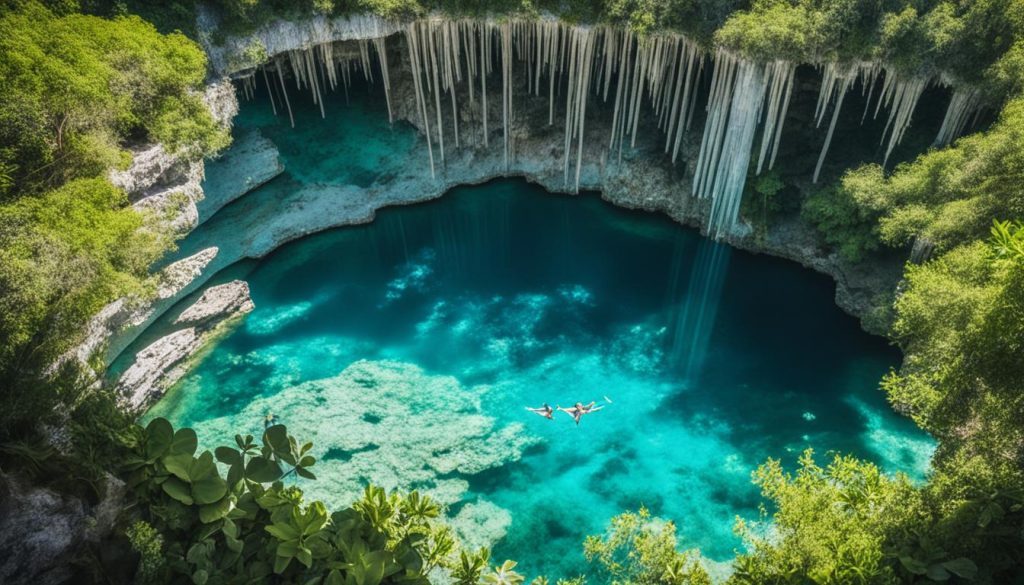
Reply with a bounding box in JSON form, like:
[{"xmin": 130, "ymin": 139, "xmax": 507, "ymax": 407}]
[{"xmin": 143, "ymin": 177, "xmax": 934, "ymax": 579}]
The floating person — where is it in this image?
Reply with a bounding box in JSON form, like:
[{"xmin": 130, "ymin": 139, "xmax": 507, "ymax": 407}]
[
  {"xmin": 264, "ymin": 413, "xmax": 280, "ymax": 429},
  {"xmin": 557, "ymin": 401, "xmax": 604, "ymax": 426},
  {"xmin": 526, "ymin": 403, "xmax": 555, "ymax": 420}
]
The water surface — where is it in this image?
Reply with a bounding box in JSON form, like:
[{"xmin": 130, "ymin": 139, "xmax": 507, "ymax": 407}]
[{"xmin": 143, "ymin": 86, "xmax": 933, "ymax": 580}]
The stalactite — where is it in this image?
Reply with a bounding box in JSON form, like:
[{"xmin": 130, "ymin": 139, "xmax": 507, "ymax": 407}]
[
  {"xmin": 481, "ymin": 22, "xmax": 489, "ymax": 148},
  {"xmin": 371, "ymin": 37, "xmax": 393, "ymax": 123},
  {"xmin": 665, "ymin": 39, "xmax": 700, "ymax": 163},
  {"xmin": 274, "ymin": 57, "xmax": 295, "ymax": 128},
  {"xmin": 859, "ymin": 62, "xmax": 882, "ymax": 124},
  {"xmin": 501, "ymin": 22, "xmax": 513, "ymax": 170},
  {"xmin": 755, "ymin": 60, "xmax": 795, "ymax": 174},
  {"xmin": 424, "ymin": 22, "xmax": 445, "ymax": 164},
  {"xmin": 693, "ymin": 50, "xmax": 738, "ymax": 200},
  {"xmin": 319, "ymin": 43, "xmax": 337, "ymax": 90},
  {"xmin": 405, "ymin": 23, "xmax": 435, "ymax": 178},
  {"xmin": 693, "ymin": 49, "xmax": 786, "ymax": 238},
  {"xmin": 874, "ymin": 73, "xmax": 929, "ymax": 166},
  {"xmin": 811, "ymin": 62, "xmax": 859, "ymax": 183},
  {"xmin": 261, "ymin": 66, "xmax": 278, "ymax": 116},
  {"xmin": 935, "ymin": 85, "xmax": 982, "ymax": 147},
  {"xmin": 608, "ymin": 29, "xmax": 633, "ymax": 160},
  {"xmin": 705, "ymin": 58, "xmax": 767, "ymax": 238},
  {"xmin": 562, "ymin": 27, "xmax": 596, "ymax": 191}
]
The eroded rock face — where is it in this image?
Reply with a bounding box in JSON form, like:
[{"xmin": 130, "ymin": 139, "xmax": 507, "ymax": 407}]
[
  {"xmin": 204, "ymin": 79, "xmax": 241, "ymax": 127},
  {"xmin": 198, "ymin": 128, "xmax": 284, "ymax": 221},
  {"xmin": 63, "ymin": 247, "xmax": 220, "ymax": 372},
  {"xmin": 0, "ymin": 473, "xmax": 84, "ymax": 585},
  {"xmin": 69, "ymin": 78, "xmax": 240, "ymax": 377},
  {"xmin": 0, "ymin": 473, "xmax": 125, "ymax": 585},
  {"xmin": 116, "ymin": 280, "xmax": 253, "ymax": 411},
  {"xmin": 175, "ymin": 280, "xmax": 255, "ymax": 326},
  {"xmin": 198, "ymin": 8, "xmax": 401, "ymax": 75}
]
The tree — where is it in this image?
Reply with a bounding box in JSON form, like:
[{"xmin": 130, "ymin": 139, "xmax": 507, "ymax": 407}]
[{"xmin": 583, "ymin": 508, "xmax": 711, "ymax": 585}]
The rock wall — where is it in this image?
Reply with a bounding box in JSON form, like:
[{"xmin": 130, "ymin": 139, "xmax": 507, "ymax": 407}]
[
  {"xmin": 0, "ymin": 472, "xmax": 125, "ymax": 585},
  {"xmin": 111, "ymin": 15, "xmax": 907, "ymax": 409},
  {"xmin": 116, "ymin": 280, "xmax": 254, "ymax": 411}
]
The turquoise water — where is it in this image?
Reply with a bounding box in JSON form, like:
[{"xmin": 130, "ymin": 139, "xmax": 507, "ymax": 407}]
[{"xmin": 143, "ymin": 84, "xmax": 934, "ymax": 580}]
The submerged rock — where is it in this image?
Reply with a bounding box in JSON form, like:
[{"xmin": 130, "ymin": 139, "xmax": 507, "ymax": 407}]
[
  {"xmin": 190, "ymin": 360, "xmax": 538, "ymax": 513},
  {"xmin": 450, "ymin": 501, "xmax": 513, "ymax": 553}
]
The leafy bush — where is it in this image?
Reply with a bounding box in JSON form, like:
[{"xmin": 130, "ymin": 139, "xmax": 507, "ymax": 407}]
[
  {"xmin": 123, "ymin": 417, "xmax": 511, "ymax": 584},
  {"xmin": 583, "ymin": 508, "xmax": 711, "ymax": 585},
  {"xmin": 732, "ymin": 450, "xmax": 933, "ymax": 585},
  {"xmin": 0, "ymin": 2, "xmax": 226, "ymax": 196}
]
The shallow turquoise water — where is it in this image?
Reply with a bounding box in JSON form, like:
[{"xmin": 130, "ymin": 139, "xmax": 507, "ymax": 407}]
[{"xmin": 143, "ymin": 84, "xmax": 934, "ymax": 580}]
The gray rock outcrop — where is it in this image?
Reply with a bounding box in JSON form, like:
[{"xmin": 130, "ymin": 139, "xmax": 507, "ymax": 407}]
[
  {"xmin": 116, "ymin": 280, "xmax": 253, "ymax": 411},
  {"xmin": 0, "ymin": 472, "xmax": 125, "ymax": 585}
]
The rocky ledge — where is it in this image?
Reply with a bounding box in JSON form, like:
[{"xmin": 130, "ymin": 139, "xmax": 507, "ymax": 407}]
[{"xmin": 116, "ymin": 280, "xmax": 254, "ymax": 412}]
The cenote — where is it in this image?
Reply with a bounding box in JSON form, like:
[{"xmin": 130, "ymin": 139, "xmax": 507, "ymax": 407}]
[{"xmin": 135, "ymin": 88, "xmax": 935, "ymax": 580}]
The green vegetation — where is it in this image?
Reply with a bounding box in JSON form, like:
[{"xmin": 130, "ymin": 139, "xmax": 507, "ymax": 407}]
[
  {"xmin": 0, "ymin": 0, "xmax": 227, "ymax": 441},
  {"xmin": 124, "ymin": 417, "xmax": 448, "ymax": 583},
  {"xmin": 583, "ymin": 508, "xmax": 712, "ymax": 585},
  {"xmin": 1, "ymin": 0, "xmax": 1023, "ymax": 583}
]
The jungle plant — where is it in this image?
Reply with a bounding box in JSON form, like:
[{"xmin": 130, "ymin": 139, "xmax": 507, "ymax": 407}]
[
  {"xmin": 123, "ymin": 418, "xmax": 440, "ymax": 584},
  {"xmin": 583, "ymin": 508, "xmax": 711, "ymax": 585}
]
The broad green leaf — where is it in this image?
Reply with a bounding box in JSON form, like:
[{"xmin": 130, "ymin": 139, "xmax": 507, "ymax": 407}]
[
  {"xmin": 190, "ymin": 451, "xmax": 228, "ymax": 505},
  {"xmin": 192, "ymin": 569, "xmax": 208, "ymax": 585},
  {"xmin": 297, "ymin": 546, "xmax": 313, "ymax": 568},
  {"xmin": 926, "ymin": 564, "xmax": 951, "ymax": 581},
  {"xmin": 215, "ymin": 446, "xmax": 241, "ymax": 465},
  {"xmin": 264, "ymin": 425, "xmax": 290, "ymax": 454},
  {"xmin": 163, "ymin": 453, "xmax": 193, "ymax": 482},
  {"xmin": 296, "ymin": 467, "xmax": 317, "ymax": 481},
  {"xmin": 247, "ymin": 456, "xmax": 283, "ymax": 483},
  {"xmin": 199, "ymin": 496, "xmax": 233, "ymax": 523},
  {"xmin": 186, "ymin": 542, "xmax": 207, "ymax": 564},
  {"xmin": 162, "ymin": 476, "xmax": 194, "ymax": 505},
  {"xmin": 326, "ymin": 569, "xmax": 344, "ymax": 585},
  {"xmin": 267, "ymin": 522, "xmax": 300, "ymax": 541},
  {"xmin": 277, "ymin": 539, "xmax": 300, "ymax": 558},
  {"xmin": 899, "ymin": 555, "xmax": 928, "ymax": 575},
  {"xmin": 170, "ymin": 428, "xmax": 198, "ymax": 456},
  {"xmin": 274, "ymin": 554, "xmax": 292, "ymax": 575},
  {"xmin": 941, "ymin": 558, "xmax": 978, "ymax": 579},
  {"xmin": 146, "ymin": 418, "xmax": 174, "ymax": 459},
  {"xmin": 226, "ymin": 462, "xmax": 244, "ymax": 489}
]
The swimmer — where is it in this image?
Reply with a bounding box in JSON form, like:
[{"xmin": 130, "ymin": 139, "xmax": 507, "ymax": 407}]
[
  {"xmin": 557, "ymin": 401, "xmax": 604, "ymax": 425},
  {"xmin": 264, "ymin": 413, "xmax": 280, "ymax": 429},
  {"xmin": 526, "ymin": 403, "xmax": 555, "ymax": 420}
]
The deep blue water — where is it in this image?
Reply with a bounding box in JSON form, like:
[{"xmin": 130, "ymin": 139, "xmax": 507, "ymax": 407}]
[{"xmin": 142, "ymin": 84, "xmax": 933, "ymax": 580}]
